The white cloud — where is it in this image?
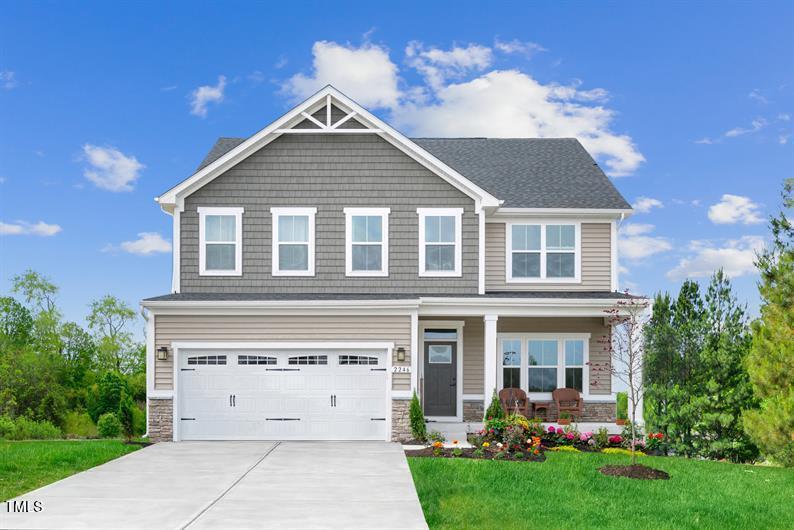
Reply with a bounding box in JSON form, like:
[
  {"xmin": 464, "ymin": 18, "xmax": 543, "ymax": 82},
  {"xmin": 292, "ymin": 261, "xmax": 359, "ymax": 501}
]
[
  {"xmin": 392, "ymin": 69, "xmax": 644, "ymax": 176},
  {"xmin": 281, "ymin": 40, "xmax": 645, "ymax": 176},
  {"xmin": 406, "ymin": 41, "xmax": 493, "ymax": 88},
  {"xmin": 1, "ymin": 70, "xmax": 18, "ymax": 90},
  {"xmin": 778, "ymin": 113, "xmax": 791, "ymax": 122},
  {"xmin": 632, "ymin": 197, "xmax": 663, "ymax": 213},
  {"xmin": 725, "ymin": 117, "xmax": 767, "ymax": 137},
  {"xmin": 779, "ymin": 134, "xmax": 790, "ymax": 145},
  {"xmin": 695, "ymin": 137, "xmax": 718, "ymax": 145},
  {"xmin": 494, "ymin": 39, "xmax": 547, "ymax": 57},
  {"xmin": 0, "ymin": 220, "xmax": 62, "ymax": 236},
  {"xmin": 707, "ymin": 194, "xmax": 764, "ymax": 225},
  {"xmin": 667, "ymin": 236, "xmax": 764, "ymax": 280},
  {"xmin": 105, "ymin": 232, "xmax": 171, "ymax": 255},
  {"xmin": 618, "ymin": 223, "xmax": 672, "ymax": 261},
  {"xmin": 748, "ymin": 89, "xmax": 769, "ymax": 104},
  {"xmin": 81, "ymin": 144, "xmax": 144, "ymax": 192},
  {"xmin": 160, "ymin": 85, "xmax": 177, "ymax": 92},
  {"xmin": 189, "ymin": 75, "xmax": 227, "ymax": 117},
  {"xmin": 282, "ymin": 41, "xmax": 400, "ymax": 109}
]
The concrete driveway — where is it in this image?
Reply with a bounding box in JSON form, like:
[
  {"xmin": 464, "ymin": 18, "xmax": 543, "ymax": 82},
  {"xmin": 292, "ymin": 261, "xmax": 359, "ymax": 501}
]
[{"xmin": 1, "ymin": 442, "xmax": 427, "ymax": 530}]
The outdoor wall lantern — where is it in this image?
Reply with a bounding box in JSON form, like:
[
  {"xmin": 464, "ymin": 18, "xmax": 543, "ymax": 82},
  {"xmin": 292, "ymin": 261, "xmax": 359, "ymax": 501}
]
[
  {"xmin": 396, "ymin": 347, "xmax": 406, "ymax": 362},
  {"xmin": 157, "ymin": 346, "xmax": 169, "ymax": 361}
]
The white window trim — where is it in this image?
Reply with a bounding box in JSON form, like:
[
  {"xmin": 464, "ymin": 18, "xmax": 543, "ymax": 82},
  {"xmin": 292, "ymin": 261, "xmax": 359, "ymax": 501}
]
[
  {"xmin": 270, "ymin": 207, "xmax": 317, "ymax": 277},
  {"xmin": 417, "ymin": 207, "xmax": 463, "ymax": 277},
  {"xmin": 505, "ymin": 221, "xmax": 581, "ymax": 283},
  {"xmin": 497, "ymin": 332, "xmax": 591, "ymax": 400},
  {"xmin": 198, "ymin": 207, "xmax": 244, "ymax": 277},
  {"xmin": 344, "ymin": 207, "xmax": 390, "ymax": 277}
]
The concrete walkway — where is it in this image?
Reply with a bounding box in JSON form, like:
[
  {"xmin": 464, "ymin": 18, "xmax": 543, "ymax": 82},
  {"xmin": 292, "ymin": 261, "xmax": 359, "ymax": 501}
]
[{"xmin": 1, "ymin": 441, "xmax": 427, "ymax": 530}]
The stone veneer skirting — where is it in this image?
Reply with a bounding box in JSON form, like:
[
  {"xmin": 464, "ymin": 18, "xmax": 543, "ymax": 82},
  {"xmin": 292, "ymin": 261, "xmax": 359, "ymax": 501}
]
[
  {"xmin": 463, "ymin": 400, "xmax": 484, "ymax": 422},
  {"xmin": 148, "ymin": 398, "xmax": 173, "ymax": 442},
  {"xmin": 391, "ymin": 399, "xmax": 411, "ymax": 441},
  {"xmin": 533, "ymin": 401, "xmax": 616, "ymax": 422}
]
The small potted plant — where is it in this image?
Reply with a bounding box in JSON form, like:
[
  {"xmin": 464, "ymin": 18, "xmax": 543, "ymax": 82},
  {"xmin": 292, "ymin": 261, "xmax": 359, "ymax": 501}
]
[{"xmin": 558, "ymin": 412, "xmax": 572, "ymax": 425}]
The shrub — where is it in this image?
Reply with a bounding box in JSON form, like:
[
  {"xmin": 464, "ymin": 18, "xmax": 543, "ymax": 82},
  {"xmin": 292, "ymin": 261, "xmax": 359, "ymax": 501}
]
[
  {"xmin": 408, "ymin": 391, "xmax": 427, "ymax": 442},
  {"xmin": 616, "ymin": 391, "xmax": 628, "ymax": 420},
  {"xmin": 97, "ymin": 412, "xmax": 122, "ymax": 438},
  {"xmin": 132, "ymin": 405, "xmax": 146, "ymax": 436},
  {"xmin": 602, "ymin": 447, "xmax": 646, "ymax": 457},
  {"xmin": 63, "ymin": 411, "xmax": 98, "ymax": 438},
  {"xmin": 427, "ymin": 430, "xmax": 444, "ymax": 444},
  {"xmin": 550, "ymin": 445, "xmax": 580, "ymax": 452},
  {"xmin": 118, "ymin": 393, "xmax": 135, "ymax": 440},
  {"xmin": 89, "ymin": 372, "xmax": 128, "ymax": 422},
  {"xmin": 484, "ymin": 390, "xmax": 504, "ymax": 421},
  {"xmin": 594, "ymin": 427, "xmax": 610, "ymax": 448},
  {"xmin": 0, "ymin": 415, "xmax": 62, "ymax": 440}
]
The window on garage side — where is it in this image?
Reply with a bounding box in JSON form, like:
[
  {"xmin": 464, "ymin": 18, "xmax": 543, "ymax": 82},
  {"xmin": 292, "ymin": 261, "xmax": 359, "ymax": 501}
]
[
  {"xmin": 288, "ymin": 355, "xmax": 328, "ymax": 365},
  {"xmin": 339, "ymin": 355, "xmax": 378, "ymax": 365},
  {"xmin": 238, "ymin": 355, "xmax": 277, "ymax": 365},
  {"xmin": 187, "ymin": 355, "xmax": 227, "ymax": 365},
  {"xmin": 271, "ymin": 207, "xmax": 316, "ymax": 276},
  {"xmin": 344, "ymin": 208, "xmax": 389, "ymax": 276},
  {"xmin": 198, "ymin": 207, "xmax": 243, "ymax": 276}
]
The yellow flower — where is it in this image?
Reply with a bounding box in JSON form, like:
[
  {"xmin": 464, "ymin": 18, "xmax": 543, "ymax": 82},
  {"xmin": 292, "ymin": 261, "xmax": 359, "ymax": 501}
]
[{"xmin": 482, "ymin": 442, "xmax": 490, "ymax": 448}]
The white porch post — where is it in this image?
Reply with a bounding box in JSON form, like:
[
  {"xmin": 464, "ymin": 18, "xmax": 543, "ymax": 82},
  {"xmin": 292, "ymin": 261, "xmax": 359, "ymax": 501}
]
[{"xmin": 484, "ymin": 314, "xmax": 499, "ymax": 404}]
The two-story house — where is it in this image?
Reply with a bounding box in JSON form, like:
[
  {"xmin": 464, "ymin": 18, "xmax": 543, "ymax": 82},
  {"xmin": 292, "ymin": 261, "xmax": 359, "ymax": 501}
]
[{"xmin": 141, "ymin": 85, "xmax": 639, "ymax": 442}]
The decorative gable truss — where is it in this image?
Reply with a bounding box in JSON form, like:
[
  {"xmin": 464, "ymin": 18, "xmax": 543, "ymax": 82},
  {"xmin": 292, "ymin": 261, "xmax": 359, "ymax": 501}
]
[{"xmin": 155, "ymin": 85, "xmax": 501, "ymax": 213}]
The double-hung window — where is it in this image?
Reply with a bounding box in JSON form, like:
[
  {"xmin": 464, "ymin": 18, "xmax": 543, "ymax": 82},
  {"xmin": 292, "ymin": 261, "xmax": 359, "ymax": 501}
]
[
  {"xmin": 271, "ymin": 207, "xmax": 316, "ymax": 276},
  {"xmin": 507, "ymin": 222, "xmax": 580, "ymax": 282},
  {"xmin": 498, "ymin": 334, "xmax": 589, "ymax": 397},
  {"xmin": 198, "ymin": 207, "xmax": 243, "ymax": 276},
  {"xmin": 417, "ymin": 208, "xmax": 462, "ymax": 277},
  {"xmin": 344, "ymin": 208, "xmax": 389, "ymax": 276}
]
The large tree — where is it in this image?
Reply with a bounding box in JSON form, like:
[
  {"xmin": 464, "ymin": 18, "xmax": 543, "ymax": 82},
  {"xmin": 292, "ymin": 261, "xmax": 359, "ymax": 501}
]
[
  {"xmin": 87, "ymin": 295, "xmax": 138, "ymax": 374},
  {"xmin": 744, "ymin": 179, "xmax": 794, "ymax": 466}
]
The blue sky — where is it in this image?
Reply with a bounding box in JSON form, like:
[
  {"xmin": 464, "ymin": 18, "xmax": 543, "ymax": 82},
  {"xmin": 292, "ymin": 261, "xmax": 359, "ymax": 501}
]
[{"xmin": 1, "ymin": 1, "xmax": 792, "ymax": 335}]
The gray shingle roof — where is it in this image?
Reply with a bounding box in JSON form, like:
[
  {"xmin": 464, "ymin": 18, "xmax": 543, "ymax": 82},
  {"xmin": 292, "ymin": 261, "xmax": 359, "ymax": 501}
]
[
  {"xmin": 143, "ymin": 291, "xmax": 639, "ymax": 302},
  {"xmin": 196, "ymin": 136, "xmax": 631, "ymax": 210}
]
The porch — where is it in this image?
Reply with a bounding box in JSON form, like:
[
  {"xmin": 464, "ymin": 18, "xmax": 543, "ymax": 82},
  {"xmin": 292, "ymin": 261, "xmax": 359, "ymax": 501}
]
[{"xmin": 410, "ymin": 308, "xmax": 623, "ymax": 439}]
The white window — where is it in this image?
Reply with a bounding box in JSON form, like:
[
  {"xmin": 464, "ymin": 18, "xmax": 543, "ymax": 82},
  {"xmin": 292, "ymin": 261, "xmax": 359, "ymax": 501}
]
[
  {"xmin": 506, "ymin": 222, "xmax": 580, "ymax": 282},
  {"xmin": 497, "ymin": 334, "xmax": 590, "ymax": 398},
  {"xmin": 198, "ymin": 207, "xmax": 243, "ymax": 276},
  {"xmin": 271, "ymin": 207, "xmax": 316, "ymax": 276},
  {"xmin": 417, "ymin": 208, "xmax": 463, "ymax": 277},
  {"xmin": 344, "ymin": 208, "xmax": 389, "ymax": 276}
]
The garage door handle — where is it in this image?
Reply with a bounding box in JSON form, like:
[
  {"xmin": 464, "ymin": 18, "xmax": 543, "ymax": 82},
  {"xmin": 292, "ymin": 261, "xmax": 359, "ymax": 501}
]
[
  {"xmin": 370, "ymin": 418, "xmax": 386, "ymax": 421},
  {"xmin": 181, "ymin": 418, "xmax": 196, "ymax": 421},
  {"xmin": 266, "ymin": 418, "xmax": 301, "ymax": 421}
]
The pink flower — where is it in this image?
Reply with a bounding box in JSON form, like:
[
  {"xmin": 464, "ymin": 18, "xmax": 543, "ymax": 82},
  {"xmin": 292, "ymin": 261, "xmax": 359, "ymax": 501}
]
[
  {"xmin": 583, "ymin": 431, "xmax": 593, "ymax": 439},
  {"xmin": 565, "ymin": 432, "xmax": 575, "ymax": 440},
  {"xmin": 547, "ymin": 426, "xmax": 556, "ymax": 433},
  {"xmin": 579, "ymin": 433, "xmax": 588, "ymax": 442}
]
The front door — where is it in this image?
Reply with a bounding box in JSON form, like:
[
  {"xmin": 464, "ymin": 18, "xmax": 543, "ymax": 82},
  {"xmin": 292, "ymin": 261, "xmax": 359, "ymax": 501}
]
[{"xmin": 423, "ymin": 342, "xmax": 457, "ymax": 416}]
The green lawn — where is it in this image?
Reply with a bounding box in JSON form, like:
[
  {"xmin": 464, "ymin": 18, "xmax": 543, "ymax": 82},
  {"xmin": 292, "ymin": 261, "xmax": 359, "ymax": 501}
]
[
  {"xmin": 409, "ymin": 452, "xmax": 794, "ymax": 529},
  {"xmin": 0, "ymin": 440, "xmax": 141, "ymax": 501}
]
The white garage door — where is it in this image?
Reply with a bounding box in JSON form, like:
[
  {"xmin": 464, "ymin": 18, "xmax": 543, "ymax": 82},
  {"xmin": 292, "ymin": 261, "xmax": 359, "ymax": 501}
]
[{"xmin": 177, "ymin": 349, "xmax": 388, "ymax": 441}]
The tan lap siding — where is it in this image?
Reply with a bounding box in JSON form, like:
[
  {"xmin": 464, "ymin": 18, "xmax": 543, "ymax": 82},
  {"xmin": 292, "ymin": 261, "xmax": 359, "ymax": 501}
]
[
  {"xmin": 485, "ymin": 222, "xmax": 612, "ymax": 291},
  {"xmin": 154, "ymin": 314, "xmax": 412, "ymax": 391},
  {"xmin": 498, "ymin": 317, "xmax": 611, "ymax": 395}
]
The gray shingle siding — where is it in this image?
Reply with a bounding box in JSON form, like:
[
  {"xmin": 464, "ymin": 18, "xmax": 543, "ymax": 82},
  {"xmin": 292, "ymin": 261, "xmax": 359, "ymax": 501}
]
[
  {"xmin": 197, "ymin": 136, "xmax": 632, "ymax": 209},
  {"xmin": 181, "ymin": 133, "xmax": 479, "ymax": 294}
]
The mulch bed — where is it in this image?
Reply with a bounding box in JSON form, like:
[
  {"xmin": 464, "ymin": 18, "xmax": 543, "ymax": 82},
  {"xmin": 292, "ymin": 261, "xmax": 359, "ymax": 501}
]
[
  {"xmin": 598, "ymin": 464, "xmax": 670, "ymax": 480},
  {"xmin": 406, "ymin": 447, "xmax": 546, "ymax": 462},
  {"xmin": 124, "ymin": 440, "xmax": 154, "ymax": 447}
]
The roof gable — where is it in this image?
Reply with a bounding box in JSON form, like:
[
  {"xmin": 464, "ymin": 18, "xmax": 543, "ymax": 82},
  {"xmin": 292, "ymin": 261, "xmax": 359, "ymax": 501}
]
[{"xmin": 156, "ymin": 86, "xmax": 501, "ymax": 212}]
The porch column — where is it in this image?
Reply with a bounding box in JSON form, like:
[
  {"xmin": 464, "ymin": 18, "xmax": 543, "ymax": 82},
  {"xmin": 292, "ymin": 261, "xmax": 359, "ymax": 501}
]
[{"xmin": 483, "ymin": 314, "xmax": 499, "ymax": 404}]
